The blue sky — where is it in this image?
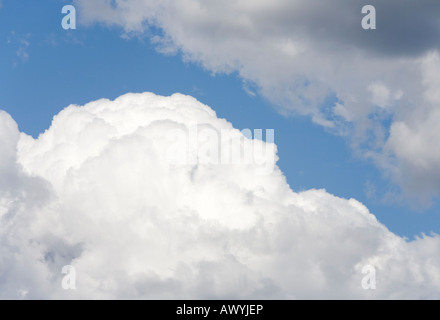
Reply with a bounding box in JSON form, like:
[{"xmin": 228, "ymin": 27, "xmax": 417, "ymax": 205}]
[
  {"xmin": 2, "ymin": 0, "xmax": 440, "ymax": 300},
  {"xmin": 1, "ymin": 0, "xmax": 439, "ymax": 239}
]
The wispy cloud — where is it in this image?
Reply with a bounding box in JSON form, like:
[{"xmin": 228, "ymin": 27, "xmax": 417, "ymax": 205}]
[{"xmin": 7, "ymin": 31, "xmax": 31, "ymax": 64}]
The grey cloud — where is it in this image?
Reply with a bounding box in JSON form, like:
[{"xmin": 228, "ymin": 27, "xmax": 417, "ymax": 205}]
[
  {"xmin": 286, "ymin": 0, "xmax": 440, "ymax": 57},
  {"xmin": 74, "ymin": 1, "xmax": 440, "ymax": 202}
]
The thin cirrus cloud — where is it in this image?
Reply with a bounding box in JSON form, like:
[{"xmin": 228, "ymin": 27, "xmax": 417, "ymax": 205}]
[
  {"xmin": 73, "ymin": 0, "xmax": 440, "ymax": 204},
  {"xmin": 6, "ymin": 31, "xmax": 31, "ymax": 63},
  {"xmin": 0, "ymin": 92, "xmax": 439, "ymax": 299}
]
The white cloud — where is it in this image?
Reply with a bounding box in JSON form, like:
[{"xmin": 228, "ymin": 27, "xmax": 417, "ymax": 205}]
[
  {"xmin": 368, "ymin": 82, "xmax": 391, "ymax": 108},
  {"xmin": 74, "ymin": 0, "xmax": 440, "ymax": 203},
  {"xmin": 0, "ymin": 92, "xmax": 439, "ymax": 299}
]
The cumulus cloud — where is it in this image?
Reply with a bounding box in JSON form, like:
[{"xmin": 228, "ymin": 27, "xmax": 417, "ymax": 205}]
[
  {"xmin": 74, "ymin": 0, "xmax": 440, "ymax": 203},
  {"xmin": 0, "ymin": 92, "xmax": 439, "ymax": 299}
]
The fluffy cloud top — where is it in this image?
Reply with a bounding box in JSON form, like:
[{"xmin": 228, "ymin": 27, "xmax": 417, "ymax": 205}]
[
  {"xmin": 74, "ymin": 0, "xmax": 440, "ymax": 203},
  {"xmin": 0, "ymin": 92, "xmax": 439, "ymax": 299}
]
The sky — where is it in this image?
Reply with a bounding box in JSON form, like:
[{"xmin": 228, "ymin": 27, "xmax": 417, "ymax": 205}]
[{"xmin": 0, "ymin": 0, "xmax": 440, "ymax": 299}]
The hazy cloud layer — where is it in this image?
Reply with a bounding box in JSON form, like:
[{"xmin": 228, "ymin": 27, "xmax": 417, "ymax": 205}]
[
  {"xmin": 74, "ymin": 0, "xmax": 440, "ymax": 203},
  {"xmin": 0, "ymin": 92, "xmax": 439, "ymax": 299}
]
